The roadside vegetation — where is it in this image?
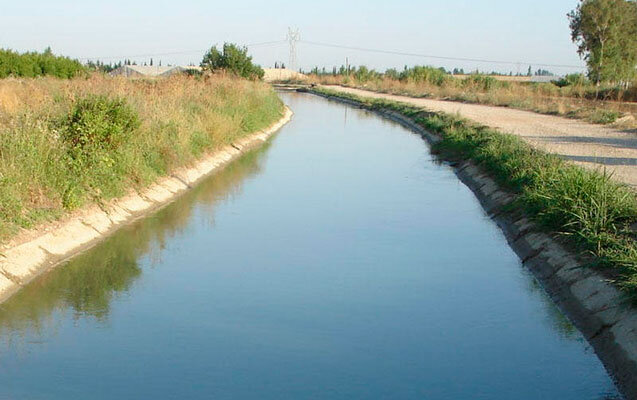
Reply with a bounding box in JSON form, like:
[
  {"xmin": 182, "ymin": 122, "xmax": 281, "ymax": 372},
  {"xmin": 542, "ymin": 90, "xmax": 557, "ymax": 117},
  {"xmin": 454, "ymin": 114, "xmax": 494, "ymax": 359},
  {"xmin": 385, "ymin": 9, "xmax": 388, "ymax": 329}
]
[
  {"xmin": 0, "ymin": 47, "xmax": 85, "ymax": 79},
  {"xmin": 0, "ymin": 74, "xmax": 283, "ymax": 242},
  {"xmin": 303, "ymin": 68, "xmax": 636, "ymax": 128},
  {"xmin": 295, "ymin": 0, "xmax": 637, "ymax": 128},
  {"xmin": 313, "ymin": 87, "xmax": 637, "ymax": 300}
]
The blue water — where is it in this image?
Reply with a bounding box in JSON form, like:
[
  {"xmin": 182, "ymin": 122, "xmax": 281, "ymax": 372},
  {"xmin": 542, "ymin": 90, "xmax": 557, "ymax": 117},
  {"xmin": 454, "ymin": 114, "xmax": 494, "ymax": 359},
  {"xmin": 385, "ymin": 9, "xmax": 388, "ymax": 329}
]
[{"xmin": 0, "ymin": 93, "xmax": 620, "ymax": 399}]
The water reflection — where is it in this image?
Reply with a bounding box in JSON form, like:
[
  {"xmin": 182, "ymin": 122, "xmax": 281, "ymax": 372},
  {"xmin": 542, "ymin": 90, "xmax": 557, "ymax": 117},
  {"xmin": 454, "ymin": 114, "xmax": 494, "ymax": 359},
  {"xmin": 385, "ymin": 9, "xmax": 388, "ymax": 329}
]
[
  {"xmin": 0, "ymin": 142, "xmax": 272, "ymax": 337},
  {"xmin": 0, "ymin": 93, "xmax": 622, "ymax": 399}
]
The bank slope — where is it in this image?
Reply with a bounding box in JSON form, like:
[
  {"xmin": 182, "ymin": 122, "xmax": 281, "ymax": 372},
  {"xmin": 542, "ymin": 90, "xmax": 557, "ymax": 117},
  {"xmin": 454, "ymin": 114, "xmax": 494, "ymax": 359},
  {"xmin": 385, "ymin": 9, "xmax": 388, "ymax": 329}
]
[{"xmin": 308, "ymin": 87, "xmax": 637, "ymax": 400}]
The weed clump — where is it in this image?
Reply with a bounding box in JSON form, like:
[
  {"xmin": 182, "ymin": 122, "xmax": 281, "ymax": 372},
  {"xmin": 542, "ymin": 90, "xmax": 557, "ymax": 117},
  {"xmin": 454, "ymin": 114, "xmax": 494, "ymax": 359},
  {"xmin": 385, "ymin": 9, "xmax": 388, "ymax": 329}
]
[{"xmin": 62, "ymin": 95, "xmax": 140, "ymax": 152}]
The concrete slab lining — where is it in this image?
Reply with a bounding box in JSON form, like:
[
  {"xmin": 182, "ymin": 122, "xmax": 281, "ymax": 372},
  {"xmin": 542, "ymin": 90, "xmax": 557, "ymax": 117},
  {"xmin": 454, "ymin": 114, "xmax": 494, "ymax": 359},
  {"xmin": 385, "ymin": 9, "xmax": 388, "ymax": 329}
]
[
  {"xmin": 0, "ymin": 107, "xmax": 292, "ymax": 305},
  {"xmin": 311, "ymin": 90, "xmax": 637, "ymax": 400}
]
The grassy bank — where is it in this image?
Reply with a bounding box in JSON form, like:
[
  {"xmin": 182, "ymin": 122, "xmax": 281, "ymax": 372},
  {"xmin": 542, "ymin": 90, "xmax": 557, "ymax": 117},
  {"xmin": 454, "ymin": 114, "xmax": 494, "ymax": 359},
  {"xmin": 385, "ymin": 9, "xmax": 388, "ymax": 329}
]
[
  {"xmin": 312, "ymin": 87, "xmax": 637, "ymax": 299},
  {"xmin": 0, "ymin": 74, "xmax": 283, "ymax": 242},
  {"xmin": 306, "ymin": 73, "xmax": 637, "ymax": 129}
]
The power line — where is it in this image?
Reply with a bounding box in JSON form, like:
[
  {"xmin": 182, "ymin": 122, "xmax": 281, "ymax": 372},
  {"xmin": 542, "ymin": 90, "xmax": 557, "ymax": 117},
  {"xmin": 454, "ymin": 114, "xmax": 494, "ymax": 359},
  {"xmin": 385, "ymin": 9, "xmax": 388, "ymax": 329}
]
[
  {"xmin": 300, "ymin": 40, "xmax": 585, "ymax": 70},
  {"xmin": 79, "ymin": 40, "xmax": 286, "ymax": 62}
]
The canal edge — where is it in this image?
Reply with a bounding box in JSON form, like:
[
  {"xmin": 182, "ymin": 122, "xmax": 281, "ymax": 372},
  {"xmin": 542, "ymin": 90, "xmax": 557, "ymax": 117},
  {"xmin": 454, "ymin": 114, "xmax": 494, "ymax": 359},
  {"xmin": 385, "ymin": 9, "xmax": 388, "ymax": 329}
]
[
  {"xmin": 0, "ymin": 107, "xmax": 293, "ymax": 306},
  {"xmin": 308, "ymin": 89, "xmax": 637, "ymax": 400}
]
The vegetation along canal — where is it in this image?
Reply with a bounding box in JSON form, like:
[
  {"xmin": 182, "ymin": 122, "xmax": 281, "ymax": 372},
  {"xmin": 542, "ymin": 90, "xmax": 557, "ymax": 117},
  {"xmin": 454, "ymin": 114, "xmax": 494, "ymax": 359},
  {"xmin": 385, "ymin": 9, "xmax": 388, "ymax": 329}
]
[{"xmin": 0, "ymin": 92, "xmax": 622, "ymax": 399}]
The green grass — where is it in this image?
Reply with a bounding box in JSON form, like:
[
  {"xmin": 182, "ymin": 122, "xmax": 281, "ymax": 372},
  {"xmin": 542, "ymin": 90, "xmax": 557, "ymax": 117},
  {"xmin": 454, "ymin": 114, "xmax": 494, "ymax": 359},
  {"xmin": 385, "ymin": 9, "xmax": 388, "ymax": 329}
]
[
  {"xmin": 0, "ymin": 75, "xmax": 284, "ymax": 242},
  {"xmin": 313, "ymin": 87, "xmax": 637, "ymax": 299}
]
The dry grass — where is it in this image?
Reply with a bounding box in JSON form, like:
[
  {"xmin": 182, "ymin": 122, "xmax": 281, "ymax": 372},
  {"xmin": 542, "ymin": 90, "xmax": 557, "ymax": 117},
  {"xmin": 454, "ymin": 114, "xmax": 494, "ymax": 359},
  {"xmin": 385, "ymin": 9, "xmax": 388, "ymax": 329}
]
[
  {"xmin": 0, "ymin": 74, "xmax": 283, "ymax": 241},
  {"xmin": 308, "ymin": 75, "xmax": 637, "ymax": 128}
]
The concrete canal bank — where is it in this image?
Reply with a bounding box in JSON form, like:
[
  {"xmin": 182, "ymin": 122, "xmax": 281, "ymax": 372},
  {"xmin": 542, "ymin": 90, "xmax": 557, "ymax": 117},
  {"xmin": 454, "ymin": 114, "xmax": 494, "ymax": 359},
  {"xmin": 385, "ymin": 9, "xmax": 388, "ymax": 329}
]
[
  {"xmin": 0, "ymin": 107, "xmax": 293, "ymax": 305},
  {"xmin": 309, "ymin": 89, "xmax": 637, "ymax": 400}
]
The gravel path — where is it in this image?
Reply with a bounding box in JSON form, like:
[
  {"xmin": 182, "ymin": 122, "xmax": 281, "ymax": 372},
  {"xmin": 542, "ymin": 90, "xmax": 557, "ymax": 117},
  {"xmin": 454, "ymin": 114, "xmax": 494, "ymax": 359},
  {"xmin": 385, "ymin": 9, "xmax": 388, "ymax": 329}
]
[{"xmin": 324, "ymin": 85, "xmax": 637, "ymax": 187}]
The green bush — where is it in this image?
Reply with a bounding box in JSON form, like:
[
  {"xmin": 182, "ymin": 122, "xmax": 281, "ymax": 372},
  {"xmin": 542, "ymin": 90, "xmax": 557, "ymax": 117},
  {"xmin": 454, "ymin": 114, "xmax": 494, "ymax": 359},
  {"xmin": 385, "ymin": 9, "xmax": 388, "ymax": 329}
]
[
  {"xmin": 56, "ymin": 95, "xmax": 140, "ymax": 208},
  {"xmin": 459, "ymin": 74, "xmax": 505, "ymax": 91},
  {"xmin": 353, "ymin": 66, "xmax": 381, "ymax": 83},
  {"xmin": 399, "ymin": 66, "xmax": 449, "ymax": 86},
  {"xmin": 589, "ymin": 109, "xmax": 621, "ymax": 124},
  {"xmin": 61, "ymin": 95, "xmax": 140, "ymax": 152},
  {"xmin": 200, "ymin": 43, "xmax": 264, "ymax": 80},
  {"xmin": 0, "ymin": 47, "xmax": 85, "ymax": 79},
  {"xmin": 554, "ymin": 73, "xmax": 588, "ymax": 88}
]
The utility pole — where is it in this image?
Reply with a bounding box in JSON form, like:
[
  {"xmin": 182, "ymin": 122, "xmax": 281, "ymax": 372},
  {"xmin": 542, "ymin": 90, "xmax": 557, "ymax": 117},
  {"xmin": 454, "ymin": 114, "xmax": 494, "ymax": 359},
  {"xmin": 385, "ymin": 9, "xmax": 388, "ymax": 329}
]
[{"xmin": 287, "ymin": 27, "xmax": 300, "ymax": 71}]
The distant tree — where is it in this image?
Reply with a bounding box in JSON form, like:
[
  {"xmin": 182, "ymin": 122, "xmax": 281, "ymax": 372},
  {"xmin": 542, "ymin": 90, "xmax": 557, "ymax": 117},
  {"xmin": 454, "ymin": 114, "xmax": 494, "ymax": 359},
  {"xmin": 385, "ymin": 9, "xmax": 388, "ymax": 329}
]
[
  {"xmin": 0, "ymin": 47, "xmax": 85, "ymax": 78},
  {"xmin": 150, "ymin": 58, "xmax": 153, "ymax": 66},
  {"xmin": 527, "ymin": 66, "xmax": 532, "ymax": 76},
  {"xmin": 385, "ymin": 68, "xmax": 400, "ymax": 79},
  {"xmin": 535, "ymin": 68, "xmax": 554, "ymax": 76},
  {"xmin": 568, "ymin": 0, "xmax": 637, "ymax": 84},
  {"xmin": 281, "ymin": 62, "xmax": 285, "ymax": 69},
  {"xmin": 399, "ymin": 65, "xmax": 449, "ymax": 86},
  {"xmin": 200, "ymin": 43, "xmax": 264, "ymax": 79}
]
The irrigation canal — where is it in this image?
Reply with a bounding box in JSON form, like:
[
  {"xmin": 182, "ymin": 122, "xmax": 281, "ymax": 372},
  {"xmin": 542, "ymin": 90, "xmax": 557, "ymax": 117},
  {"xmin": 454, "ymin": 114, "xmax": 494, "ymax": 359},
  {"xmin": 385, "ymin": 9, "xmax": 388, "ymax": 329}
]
[{"xmin": 0, "ymin": 93, "xmax": 622, "ymax": 399}]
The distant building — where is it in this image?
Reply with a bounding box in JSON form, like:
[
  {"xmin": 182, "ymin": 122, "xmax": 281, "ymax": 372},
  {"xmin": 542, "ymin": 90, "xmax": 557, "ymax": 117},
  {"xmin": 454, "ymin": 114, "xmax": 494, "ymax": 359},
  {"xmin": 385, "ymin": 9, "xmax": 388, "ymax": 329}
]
[
  {"xmin": 262, "ymin": 68, "xmax": 306, "ymax": 82},
  {"xmin": 110, "ymin": 65, "xmax": 202, "ymax": 78}
]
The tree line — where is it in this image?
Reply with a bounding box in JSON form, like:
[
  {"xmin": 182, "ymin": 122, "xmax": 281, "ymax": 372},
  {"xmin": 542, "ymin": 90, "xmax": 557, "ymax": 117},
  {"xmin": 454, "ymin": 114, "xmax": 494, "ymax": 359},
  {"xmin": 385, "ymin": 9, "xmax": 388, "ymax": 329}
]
[
  {"xmin": 0, "ymin": 47, "xmax": 85, "ymax": 79},
  {"xmin": 1, "ymin": 1, "xmax": 635, "ymax": 85},
  {"xmin": 569, "ymin": 0, "xmax": 637, "ymax": 85}
]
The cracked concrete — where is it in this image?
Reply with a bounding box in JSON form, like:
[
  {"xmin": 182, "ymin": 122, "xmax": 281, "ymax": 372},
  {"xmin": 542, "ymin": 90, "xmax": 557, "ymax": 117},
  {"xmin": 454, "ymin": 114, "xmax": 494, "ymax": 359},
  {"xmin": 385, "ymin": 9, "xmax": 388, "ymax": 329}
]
[{"xmin": 0, "ymin": 107, "xmax": 292, "ymax": 305}]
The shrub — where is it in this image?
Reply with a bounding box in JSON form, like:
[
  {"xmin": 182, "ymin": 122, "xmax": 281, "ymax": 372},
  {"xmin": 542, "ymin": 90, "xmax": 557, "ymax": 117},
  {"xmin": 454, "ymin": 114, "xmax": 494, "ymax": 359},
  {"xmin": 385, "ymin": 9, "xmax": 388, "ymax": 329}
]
[
  {"xmin": 353, "ymin": 66, "xmax": 381, "ymax": 83},
  {"xmin": 460, "ymin": 74, "xmax": 504, "ymax": 91},
  {"xmin": 61, "ymin": 95, "xmax": 140, "ymax": 152},
  {"xmin": 589, "ymin": 109, "xmax": 621, "ymax": 124},
  {"xmin": 554, "ymin": 73, "xmax": 588, "ymax": 88},
  {"xmin": 200, "ymin": 43, "xmax": 264, "ymax": 80},
  {"xmin": 0, "ymin": 47, "xmax": 85, "ymax": 79},
  {"xmin": 400, "ymin": 66, "xmax": 449, "ymax": 86}
]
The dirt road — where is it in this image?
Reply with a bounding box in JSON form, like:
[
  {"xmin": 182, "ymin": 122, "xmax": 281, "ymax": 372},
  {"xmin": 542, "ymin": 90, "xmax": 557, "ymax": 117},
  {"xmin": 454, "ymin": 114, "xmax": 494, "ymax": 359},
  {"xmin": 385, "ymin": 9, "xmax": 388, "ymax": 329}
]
[{"xmin": 324, "ymin": 85, "xmax": 637, "ymax": 187}]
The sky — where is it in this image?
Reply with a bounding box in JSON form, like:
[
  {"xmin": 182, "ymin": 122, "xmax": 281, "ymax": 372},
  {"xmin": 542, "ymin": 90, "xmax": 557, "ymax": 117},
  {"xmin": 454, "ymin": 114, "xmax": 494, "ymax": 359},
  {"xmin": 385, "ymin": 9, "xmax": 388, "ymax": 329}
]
[{"xmin": 2, "ymin": 0, "xmax": 586, "ymax": 75}]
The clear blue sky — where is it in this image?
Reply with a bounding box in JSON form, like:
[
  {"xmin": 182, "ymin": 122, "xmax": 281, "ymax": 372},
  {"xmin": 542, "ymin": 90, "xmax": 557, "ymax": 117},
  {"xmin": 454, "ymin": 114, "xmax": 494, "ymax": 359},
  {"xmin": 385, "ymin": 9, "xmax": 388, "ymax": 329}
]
[{"xmin": 2, "ymin": 0, "xmax": 585, "ymax": 75}]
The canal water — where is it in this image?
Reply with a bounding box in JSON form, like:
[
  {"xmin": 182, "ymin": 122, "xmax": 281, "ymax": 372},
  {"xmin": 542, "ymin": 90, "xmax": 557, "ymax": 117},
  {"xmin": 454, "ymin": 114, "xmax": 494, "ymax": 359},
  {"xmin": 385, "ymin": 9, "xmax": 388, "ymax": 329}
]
[{"xmin": 0, "ymin": 93, "xmax": 621, "ymax": 399}]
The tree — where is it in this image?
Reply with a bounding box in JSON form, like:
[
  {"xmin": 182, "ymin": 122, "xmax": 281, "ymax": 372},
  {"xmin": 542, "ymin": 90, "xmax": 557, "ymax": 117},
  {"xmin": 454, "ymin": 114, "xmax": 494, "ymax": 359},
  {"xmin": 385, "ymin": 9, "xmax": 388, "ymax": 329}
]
[
  {"xmin": 200, "ymin": 43, "xmax": 264, "ymax": 80},
  {"xmin": 568, "ymin": 0, "xmax": 637, "ymax": 84}
]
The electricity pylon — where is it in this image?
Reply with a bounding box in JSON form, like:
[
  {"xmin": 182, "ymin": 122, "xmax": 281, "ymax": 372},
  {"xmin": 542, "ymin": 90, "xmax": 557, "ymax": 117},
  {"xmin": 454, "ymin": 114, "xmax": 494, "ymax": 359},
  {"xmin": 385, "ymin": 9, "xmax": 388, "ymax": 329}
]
[{"xmin": 287, "ymin": 28, "xmax": 300, "ymax": 71}]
